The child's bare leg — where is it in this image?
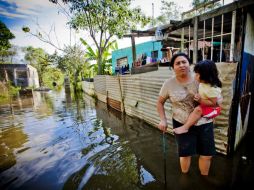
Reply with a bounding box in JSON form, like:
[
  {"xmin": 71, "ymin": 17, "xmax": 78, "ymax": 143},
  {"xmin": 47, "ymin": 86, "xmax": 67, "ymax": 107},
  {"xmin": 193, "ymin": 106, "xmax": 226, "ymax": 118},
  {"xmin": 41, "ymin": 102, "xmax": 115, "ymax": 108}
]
[{"xmin": 174, "ymin": 106, "xmax": 202, "ymax": 134}]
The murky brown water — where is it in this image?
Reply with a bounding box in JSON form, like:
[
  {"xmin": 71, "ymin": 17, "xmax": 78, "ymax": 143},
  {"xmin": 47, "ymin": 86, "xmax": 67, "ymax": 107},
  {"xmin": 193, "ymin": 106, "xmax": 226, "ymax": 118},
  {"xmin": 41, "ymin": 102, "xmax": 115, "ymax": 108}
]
[{"xmin": 0, "ymin": 90, "xmax": 252, "ymax": 190}]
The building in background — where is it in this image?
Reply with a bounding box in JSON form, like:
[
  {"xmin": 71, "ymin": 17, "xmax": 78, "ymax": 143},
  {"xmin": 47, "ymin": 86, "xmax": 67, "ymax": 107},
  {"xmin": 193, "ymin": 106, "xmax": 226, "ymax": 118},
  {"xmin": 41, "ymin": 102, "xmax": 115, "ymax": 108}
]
[
  {"xmin": 112, "ymin": 41, "xmax": 163, "ymax": 75},
  {"xmin": 0, "ymin": 64, "xmax": 39, "ymax": 88}
]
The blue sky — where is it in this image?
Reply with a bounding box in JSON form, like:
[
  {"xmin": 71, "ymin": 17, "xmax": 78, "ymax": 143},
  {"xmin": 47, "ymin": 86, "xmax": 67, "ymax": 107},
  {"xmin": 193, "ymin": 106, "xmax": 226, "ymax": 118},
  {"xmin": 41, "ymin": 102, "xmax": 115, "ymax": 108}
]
[
  {"xmin": 0, "ymin": 0, "xmax": 232, "ymax": 54},
  {"xmin": 0, "ymin": 0, "xmax": 57, "ymax": 28},
  {"xmin": 0, "ymin": 0, "xmax": 71, "ymax": 54}
]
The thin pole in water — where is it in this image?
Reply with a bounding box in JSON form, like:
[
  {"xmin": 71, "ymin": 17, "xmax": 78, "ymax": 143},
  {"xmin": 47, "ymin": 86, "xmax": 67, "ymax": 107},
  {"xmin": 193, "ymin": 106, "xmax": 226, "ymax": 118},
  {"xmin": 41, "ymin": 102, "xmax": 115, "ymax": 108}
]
[{"xmin": 162, "ymin": 132, "xmax": 167, "ymax": 189}]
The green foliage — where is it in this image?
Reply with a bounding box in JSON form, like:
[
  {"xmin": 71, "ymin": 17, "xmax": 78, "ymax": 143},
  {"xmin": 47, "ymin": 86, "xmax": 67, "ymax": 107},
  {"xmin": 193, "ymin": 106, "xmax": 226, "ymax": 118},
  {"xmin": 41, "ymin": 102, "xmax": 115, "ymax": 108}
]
[
  {"xmin": 150, "ymin": 0, "xmax": 181, "ymax": 27},
  {"xmin": 80, "ymin": 38, "xmax": 118, "ymax": 76},
  {"xmin": 0, "ymin": 49, "xmax": 16, "ymax": 64},
  {"xmin": 0, "ymin": 21, "xmax": 15, "ymax": 63},
  {"xmin": 192, "ymin": 0, "xmax": 208, "ymax": 7},
  {"xmin": 191, "ymin": 0, "xmax": 221, "ymax": 15},
  {"xmin": 55, "ymin": 45, "xmax": 90, "ymax": 90},
  {"xmin": 50, "ymin": 0, "xmax": 150, "ymax": 75},
  {"xmin": 22, "ymin": 26, "xmax": 30, "ymax": 33},
  {"xmin": 42, "ymin": 67, "xmax": 64, "ymax": 89},
  {"xmin": 0, "ymin": 81, "xmax": 20, "ymax": 104},
  {"xmin": 24, "ymin": 46, "xmax": 51, "ymax": 85},
  {"xmin": 69, "ymin": 0, "xmax": 150, "ymax": 38},
  {"xmin": 160, "ymin": 0, "xmax": 181, "ymax": 20},
  {"xmin": 0, "ymin": 21, "xmax": 15, "ymax": 51}
]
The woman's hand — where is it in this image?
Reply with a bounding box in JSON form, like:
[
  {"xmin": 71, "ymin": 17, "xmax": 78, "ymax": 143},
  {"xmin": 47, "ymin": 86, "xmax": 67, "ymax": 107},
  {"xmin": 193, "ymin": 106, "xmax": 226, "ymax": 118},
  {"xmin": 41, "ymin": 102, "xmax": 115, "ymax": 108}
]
[{"xmin": 158, "ymin": 120, "xmax": 168, "ymax": 133}]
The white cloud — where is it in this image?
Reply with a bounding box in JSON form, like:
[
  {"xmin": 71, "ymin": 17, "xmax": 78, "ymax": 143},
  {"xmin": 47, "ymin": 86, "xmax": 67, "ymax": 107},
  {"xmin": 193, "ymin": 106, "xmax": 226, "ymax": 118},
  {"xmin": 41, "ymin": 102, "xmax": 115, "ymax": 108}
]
[
  {"xmin": 0, "ymin": 7, "xmax": 28, "ymax": 19},
  {"xmin": 1, "ymin": 0, "xmax": 57, "ymax": 19},
  {"xmin": 2, "ymin": 0, "xmax": 54, "ymax": 10}
]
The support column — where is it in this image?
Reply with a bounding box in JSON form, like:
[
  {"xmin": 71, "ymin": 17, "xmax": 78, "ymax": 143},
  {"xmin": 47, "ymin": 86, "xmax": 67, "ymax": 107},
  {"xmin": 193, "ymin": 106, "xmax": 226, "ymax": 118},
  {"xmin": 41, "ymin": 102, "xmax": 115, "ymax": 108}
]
[
  {"xmin": 181, "ymin": 27, "xmax": 185, "ymax": 52},
  {"xmin": 203, "ymin": 19, "xmax": 206, "ymax": 60},
  {"xmin": 211, "ymin": 17, "xmax": 214, "ymax": 60},
  {"xmin": 193, "ymin": 17, "xmax": 198, "ymax": 64},
  {"xmin": 220, "ymin": 14, "xmax": 224, "ymax": 62},
  {"xmin": 188, "ymin": 25, "xmax": 191, "ymax": 56},
  {"xmin": 230, "ymin": 11, "xmax": 236, "ymax": 62},
  {"xmin": 13, "ymin": 68, "xmax": 17, "ymax": 86},
  {"xmin": 131, "ymin": 35, "xmax": 136, "ymax": 64}
]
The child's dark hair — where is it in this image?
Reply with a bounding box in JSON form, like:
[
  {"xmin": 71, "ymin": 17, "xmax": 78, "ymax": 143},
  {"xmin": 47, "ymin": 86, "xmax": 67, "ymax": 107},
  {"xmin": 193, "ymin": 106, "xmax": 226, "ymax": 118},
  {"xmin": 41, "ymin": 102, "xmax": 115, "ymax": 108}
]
[
  {"xmin": 194, "ymin": 59, "xmax": 222, "ymax": 88},
  {"xmin": 169, "ymin": 52, "xmax": 192, "ymax": 68}
]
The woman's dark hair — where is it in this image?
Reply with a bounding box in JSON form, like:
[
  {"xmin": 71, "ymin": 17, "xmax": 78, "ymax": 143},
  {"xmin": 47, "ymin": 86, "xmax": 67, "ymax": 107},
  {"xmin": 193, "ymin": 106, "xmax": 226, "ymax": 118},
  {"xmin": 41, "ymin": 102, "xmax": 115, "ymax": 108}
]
[
  {"xmin": 194, "ymin": 59, "xmax": 222, "ymax": 87},
  {"xmin": 169, "ymin": 52, "xmax": 192, "ymax": 68}
]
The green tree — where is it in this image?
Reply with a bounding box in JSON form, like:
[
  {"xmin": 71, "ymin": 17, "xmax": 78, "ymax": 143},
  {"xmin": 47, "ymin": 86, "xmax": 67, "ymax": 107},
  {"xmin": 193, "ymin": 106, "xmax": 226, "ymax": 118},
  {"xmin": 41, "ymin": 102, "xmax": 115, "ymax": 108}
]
[
  {"xmin": 161, "ymin": 0, "xmax": 181, "ymax": 20},
  {"xmin": 191, "ymin": 0, "xmax": 220, "ymax": 14},
  {"xmin": 24, "ymin": 46, "xmax": 51, "ymax": 85},
  {"xmin": 50, "ymin": 0, "xmax": 150, "ymax": 75},
  {"xmin": 57, "ymin": 45, "xmax": 89, "ymax": 91},
  {"xmin": 0, "ymin": 49, "xmax": 16, "ymax": 63},
  {"xmin": 0, "ymin": 21, "xmax": 15, "ymax": 63},
  {"xmin": 192, "ymin": 0, "xmax": 208, "ymax": 7},
  {"xmin": 0, "ymin": 21, "xmax": 15, "ymax": 51},
  {"xmin": 80, "ymin": 38, "xmax": 118, "ymax": 76},
  {"xmin": 150, "ymin": 0, "xmax": 182, "ymax": 27},
  {"xmin": 42, "ymin": 67, "xmax": 64, "ymax": 89}
]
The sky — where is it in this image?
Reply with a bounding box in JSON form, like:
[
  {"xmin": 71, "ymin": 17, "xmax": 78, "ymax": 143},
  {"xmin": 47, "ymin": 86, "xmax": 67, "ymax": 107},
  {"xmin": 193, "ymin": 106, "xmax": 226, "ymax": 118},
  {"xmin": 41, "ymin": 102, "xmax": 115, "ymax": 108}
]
[{"xmin": 0, "ymin": 0, "xmax": 232, "ymax": 55}]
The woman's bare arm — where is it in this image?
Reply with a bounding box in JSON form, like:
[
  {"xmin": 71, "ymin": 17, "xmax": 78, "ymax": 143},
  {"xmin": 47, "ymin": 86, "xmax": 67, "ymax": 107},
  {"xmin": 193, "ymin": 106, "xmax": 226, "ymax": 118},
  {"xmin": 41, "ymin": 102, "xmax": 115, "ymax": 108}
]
[{"xmin": 157, "ymin": 96, "xmax": 168, "ymax": 132}]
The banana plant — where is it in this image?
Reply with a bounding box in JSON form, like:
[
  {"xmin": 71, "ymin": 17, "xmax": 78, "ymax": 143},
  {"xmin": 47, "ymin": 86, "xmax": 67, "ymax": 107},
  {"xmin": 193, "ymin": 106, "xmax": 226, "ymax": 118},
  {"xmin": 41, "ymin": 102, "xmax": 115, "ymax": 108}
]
[{"xmin": 80, "ymin": 38, "xmax": 118, "ymax": 76}]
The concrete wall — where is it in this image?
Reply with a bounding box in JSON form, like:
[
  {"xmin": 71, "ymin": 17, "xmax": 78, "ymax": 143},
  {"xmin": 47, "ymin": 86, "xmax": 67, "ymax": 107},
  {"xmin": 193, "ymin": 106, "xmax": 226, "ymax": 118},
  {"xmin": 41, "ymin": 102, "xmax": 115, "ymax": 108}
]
[
  {"xmin": 27, "ymin": 65, "xmax": 39, "ymax": 88},
  {"xmin": 0, "ymin": 64, "xmax": 39, "ymax": 88}
]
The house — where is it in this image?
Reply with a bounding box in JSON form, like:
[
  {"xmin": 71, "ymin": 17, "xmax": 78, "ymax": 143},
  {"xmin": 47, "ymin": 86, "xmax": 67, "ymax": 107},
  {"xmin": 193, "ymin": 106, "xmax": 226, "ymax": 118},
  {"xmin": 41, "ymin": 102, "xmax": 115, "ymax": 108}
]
[
  {"xmin": 111, "ymin": 41, "xmax": 163, "ymax": 75},
  {"xmin": 92, "ymin": 0, "xmax": 254, "ymax": 155},
  {"xmin": 122, "ymin": 0, "xmax": 254, "ymax": 155},
  {"xmin": 0, "ymin": 64, "xmax": 39, "ymax": 88}
]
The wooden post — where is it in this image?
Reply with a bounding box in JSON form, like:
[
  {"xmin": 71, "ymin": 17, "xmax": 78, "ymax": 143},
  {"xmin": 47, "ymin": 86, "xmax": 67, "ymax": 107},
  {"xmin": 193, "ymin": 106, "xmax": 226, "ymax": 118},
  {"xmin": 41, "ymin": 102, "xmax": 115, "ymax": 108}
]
[
  {"xmin": 131, "ymin": 35, "xmax": 136, "ymax": 64},
  {"xmin": 203, "ymin": 19, "xmax": 206, "ymax": 60},
  {"xmin": 188, "ymin": 25, "xmax": 191, "ymax": 56},
  {"xmin": 193, "ymin": 17, "xmax": 198, "ymax": 64},
  {"xmin": 181, "ymin": 27, "xmax": 184, "ymax": 52},
  {"xmin": 220, "ymin": 14, "xmax": 224, "ymax": 62},
  {"xmin": 4, "ymin": 68, "xmax": 13, "ymax": 115},
  {"xmin": 230, "ymin": 11, "xmax": 236, "ymax": 62},
  {"xmin": 117, "ymin": 75, "xmax": 125, "ymax": 113},
  {"xmin": 13, "ymin": 68, "xmax": 17, "ymax": 86},
  {"xmin": 211, "ymin": 17, "xmax": 214, "ymax": 60}
]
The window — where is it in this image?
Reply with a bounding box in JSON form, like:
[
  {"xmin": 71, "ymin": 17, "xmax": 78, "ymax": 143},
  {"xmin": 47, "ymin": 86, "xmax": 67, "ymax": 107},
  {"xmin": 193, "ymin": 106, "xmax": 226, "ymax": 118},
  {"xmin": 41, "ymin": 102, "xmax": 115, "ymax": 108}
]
[
  {"xmin": 151, "ymin": 50, "xmax": 158, "ymax": 59},
  {"xmin": 16, "ymin": 70, "xmax": 27, "ymax": 78},
  {"xmin": 117, "ymin": 57, "xmax": 128, "ymax": 67}
]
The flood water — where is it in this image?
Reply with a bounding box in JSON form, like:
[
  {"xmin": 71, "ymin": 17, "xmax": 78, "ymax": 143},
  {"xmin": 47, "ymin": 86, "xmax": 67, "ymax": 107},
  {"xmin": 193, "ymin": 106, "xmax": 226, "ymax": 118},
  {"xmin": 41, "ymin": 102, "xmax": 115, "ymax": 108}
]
[{"xmin": 0, "ymin": 90, "xmax": 253, "ymax": 190}]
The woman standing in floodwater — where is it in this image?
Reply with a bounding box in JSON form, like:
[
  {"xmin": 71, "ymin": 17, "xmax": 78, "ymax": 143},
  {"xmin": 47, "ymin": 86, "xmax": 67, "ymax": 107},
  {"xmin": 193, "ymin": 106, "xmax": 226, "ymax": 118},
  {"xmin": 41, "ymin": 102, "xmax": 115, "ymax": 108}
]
[{"xmin": 157, "ymin": 52, "xmax": 216, "ymax": 176}]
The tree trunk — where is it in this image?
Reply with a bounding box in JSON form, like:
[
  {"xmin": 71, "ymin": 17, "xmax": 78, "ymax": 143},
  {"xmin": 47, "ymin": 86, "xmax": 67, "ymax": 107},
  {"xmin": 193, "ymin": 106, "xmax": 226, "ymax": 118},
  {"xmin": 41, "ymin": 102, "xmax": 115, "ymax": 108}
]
[
  {"xmin": 4, "ymin": 69, "xmax": 9, "ymax": 82},
  {"xmin": 98, "ymin": 57, "xmax": 102, "ymax": 75}
]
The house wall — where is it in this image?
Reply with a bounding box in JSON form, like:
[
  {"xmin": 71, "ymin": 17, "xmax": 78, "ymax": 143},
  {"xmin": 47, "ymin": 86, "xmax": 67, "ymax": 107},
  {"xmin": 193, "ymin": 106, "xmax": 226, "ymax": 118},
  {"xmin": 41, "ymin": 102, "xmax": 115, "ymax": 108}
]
[
  {"xmin": 234, "ymin": 12, "xmax": 254, "ymax": 148},
  {"xmin": 112, "ymin": 41, "xmax": 163, "ymax": 74},
  {"xmin": 27, "ymin": 65, "xmax": 39, "ymax": 88},
  {"xmin": 0, "ymin": 64, "xmax": 39, "ymax": 88}
]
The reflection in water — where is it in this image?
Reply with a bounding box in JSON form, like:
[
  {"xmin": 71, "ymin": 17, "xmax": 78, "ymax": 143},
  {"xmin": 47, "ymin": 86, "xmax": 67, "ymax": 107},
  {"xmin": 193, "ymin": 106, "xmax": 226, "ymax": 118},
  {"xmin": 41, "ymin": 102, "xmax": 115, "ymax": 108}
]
[
  {"xmin": 0, "ymin": 90, "xmax": 237, "ymax": 190},
  {"xmin": 0, "ymin": 123, "xmax": 28, "ymax": 173}
]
